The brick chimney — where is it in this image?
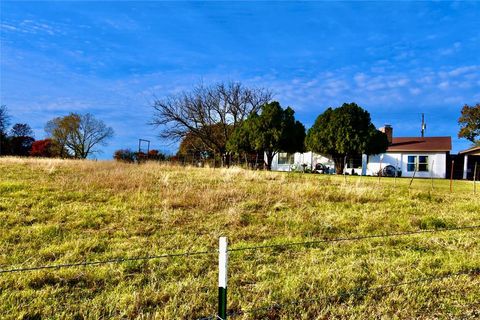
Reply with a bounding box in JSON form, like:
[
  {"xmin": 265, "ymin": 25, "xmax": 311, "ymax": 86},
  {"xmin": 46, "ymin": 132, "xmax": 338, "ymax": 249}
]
[{"xmin": 379, "ymin": 125, "xmax": 393, "ymax": 144}]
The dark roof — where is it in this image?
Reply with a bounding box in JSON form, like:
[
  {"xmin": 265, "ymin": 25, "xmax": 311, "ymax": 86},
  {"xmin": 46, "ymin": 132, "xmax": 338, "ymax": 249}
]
[
  {"xmin": 459, "ymin": 145, "xmax": 480, "ymax": 155},
  {"xmin": 387, "ymin": 137, "xmax": 451, "ymax": 152}
]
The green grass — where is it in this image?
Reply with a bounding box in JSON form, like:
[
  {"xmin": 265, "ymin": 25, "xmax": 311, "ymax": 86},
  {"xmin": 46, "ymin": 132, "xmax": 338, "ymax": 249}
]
[{"xmin": 0, "ymin": 157, "xmax": 479, "ymax": 319}]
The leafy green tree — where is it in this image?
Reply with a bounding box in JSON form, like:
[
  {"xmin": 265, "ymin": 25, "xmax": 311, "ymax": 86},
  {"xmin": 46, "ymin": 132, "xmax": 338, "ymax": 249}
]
[
  {"xmin": 458, "ymin": 103, "xmax": 480, "ymax": 145},
  {"xmin": 226, "ymin": 119, "xmax": 254, "ymax": 155},
  {"xmin": 306, "ymin": 102, "xmax": 388, "ymax": 174},
  {"xmin": 229, "ymin": 101, "xmax": 305, "ymax": 170},
  {"xmin": 45, "ymin": 113, "xmax": 114, "ymax": 159}
]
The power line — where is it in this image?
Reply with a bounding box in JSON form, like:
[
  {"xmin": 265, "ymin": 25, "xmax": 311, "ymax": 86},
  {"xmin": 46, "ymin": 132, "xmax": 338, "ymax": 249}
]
[{"xmin": 228, "ymin": 225, "xmax": 480, "ymax": 253}]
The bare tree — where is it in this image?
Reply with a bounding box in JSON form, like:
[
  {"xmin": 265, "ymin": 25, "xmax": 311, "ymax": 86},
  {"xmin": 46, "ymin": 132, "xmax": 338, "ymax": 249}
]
[
  {"xmin": 9, "ymin": 123, "xmax": 35, "ymax": 156},
  {"xmin": 11, "ymin": 123, "xmax": 34, "ymax": 138},
  {"xmin": 0, "ymin": 105, "xmax": 10, "ymax": 135},
  {"xmin": 151, "ymin": 82, "xmax": 272, "ymax": 165},
  {"xmin": 45, "ymin": 113, "xmax": 114, "ymax": 159},
  {"xmin": 0, "ymin": 105, "xmax": 10, "ymax": 155}
]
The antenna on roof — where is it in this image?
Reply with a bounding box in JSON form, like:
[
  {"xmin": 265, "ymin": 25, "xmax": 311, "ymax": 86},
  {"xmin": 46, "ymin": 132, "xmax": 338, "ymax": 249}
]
[{"xmin": 421, "ymin": 113, "xmax": 426, "ymax": 137}]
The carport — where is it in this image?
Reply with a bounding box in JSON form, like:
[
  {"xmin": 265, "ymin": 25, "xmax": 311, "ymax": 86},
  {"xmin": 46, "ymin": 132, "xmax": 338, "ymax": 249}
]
[{"xmin": 459, "ymin": 146, "xmax": 480, "ymax": 180}]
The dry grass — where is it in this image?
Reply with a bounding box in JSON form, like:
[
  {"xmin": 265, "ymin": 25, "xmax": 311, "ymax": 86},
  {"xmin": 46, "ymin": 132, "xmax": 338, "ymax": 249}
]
[{"xmin": 0, "ymin": 157, "xmax": 479, "ymax": 319}]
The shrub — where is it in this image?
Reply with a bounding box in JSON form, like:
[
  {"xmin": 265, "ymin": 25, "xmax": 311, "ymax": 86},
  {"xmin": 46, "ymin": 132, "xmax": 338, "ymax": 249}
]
[
  {"xmin": 147, "ymin": 149, "xmax": 166, "ymax": 161},
  {"xmin": 113, "ymin": 149, "xmax": 136, "ymax": 163},
  {"xmin": 30, "ymin": 139, "xmax": 60, "ymax": 158}
]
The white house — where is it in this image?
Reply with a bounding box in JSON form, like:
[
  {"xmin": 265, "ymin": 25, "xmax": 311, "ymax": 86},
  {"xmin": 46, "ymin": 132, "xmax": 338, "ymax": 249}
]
[
  {"xmin": 267, "ymin": 125, "xmax": 452, "ymax": 179},
  {"xmin": 364, "ymin": 126, "xmax": 452, "ymax": 178}
]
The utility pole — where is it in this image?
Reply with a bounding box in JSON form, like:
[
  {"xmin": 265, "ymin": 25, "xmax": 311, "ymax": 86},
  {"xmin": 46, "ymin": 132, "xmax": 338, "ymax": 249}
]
[{"xmin": 421, "ymin": 113, "xmax": 426, "ymax": 137}]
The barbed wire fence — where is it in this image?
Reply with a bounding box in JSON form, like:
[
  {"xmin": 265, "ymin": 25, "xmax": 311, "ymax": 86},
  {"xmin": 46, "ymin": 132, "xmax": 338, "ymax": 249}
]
[
  {"xmin": 208, "ymin": 268, "xmax": 480, "ymax": 320},
  {"xmin": 1, "ymin": 225, "xmax": 480, "ymax": 319}
]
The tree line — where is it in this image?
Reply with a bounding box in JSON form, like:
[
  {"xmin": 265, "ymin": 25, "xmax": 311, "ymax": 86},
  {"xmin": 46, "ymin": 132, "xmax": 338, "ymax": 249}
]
[
  {"xmin": 151, "ymin": 82, "xmax": 389, "ymax": 173},
  {"xmin": 152, "ymin": 82, "xmax": 480, "ymax": 173},
  {"xmin": 1, "ymin": 83, "xmax": 478, "ymax": 165},
  {"xmin": 0, "ymin": 105, "xmax": 113, "ymax": 159}
]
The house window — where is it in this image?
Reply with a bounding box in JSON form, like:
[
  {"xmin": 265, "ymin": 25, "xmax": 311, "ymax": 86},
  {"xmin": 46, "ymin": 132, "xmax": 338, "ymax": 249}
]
[
  {"xmin": 278, "ymin": 153, "xmax": 294, "ymax": 165},
  {"xmin": 407, "ymin": 155, "xmax": 429, "ymax": 172},
  {"xmin": 418, "ymin": 156, "xmax": 428, "ymax": 171}
]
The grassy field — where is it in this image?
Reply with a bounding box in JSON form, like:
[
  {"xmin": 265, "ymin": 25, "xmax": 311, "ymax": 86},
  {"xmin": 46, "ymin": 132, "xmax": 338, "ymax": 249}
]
[{"xmin": 0, "ymin": 157, "xmax": 479, "ymax": 319}]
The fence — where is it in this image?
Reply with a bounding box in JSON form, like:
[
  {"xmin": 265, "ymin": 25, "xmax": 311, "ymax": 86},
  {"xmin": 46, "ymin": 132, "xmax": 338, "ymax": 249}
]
[
  {"xmin": 1, "ymin": 225, "xmax": 480, "ymax": 319},
  {"xmin": 166, "ymin": 152, "xmax": 265, "ymax": 170}
]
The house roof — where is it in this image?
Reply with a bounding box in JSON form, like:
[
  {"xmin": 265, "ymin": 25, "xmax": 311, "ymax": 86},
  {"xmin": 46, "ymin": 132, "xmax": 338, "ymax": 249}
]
[
  {"xmin": 459, "ymin": 145, "xmax": 480, "ymax": 156},
  {"xmin": 387, "ymin": 137, "xmax": 452, "ymax": 152}
]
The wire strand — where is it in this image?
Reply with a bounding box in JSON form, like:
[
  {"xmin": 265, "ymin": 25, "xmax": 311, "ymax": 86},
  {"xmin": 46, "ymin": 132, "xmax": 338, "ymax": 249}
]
[
  {"xmin": 227, "ymin": 268, "xmax": 480, "ymax": 318},
  {"xmin": 0, "ymin": 249, "xmax": 216, "ymax": 274},
  {"xmin": 228, "ymin": 225, "xmax": 480, "ymax": 253},
  {"xmin": 2, "ymin": 225, "xmax": 479, "ymax": 274}
]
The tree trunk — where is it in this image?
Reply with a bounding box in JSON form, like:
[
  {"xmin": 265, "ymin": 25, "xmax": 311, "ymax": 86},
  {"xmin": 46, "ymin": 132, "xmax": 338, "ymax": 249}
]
[
  {"xmin": 333, "ymin": 155, "xmax": 345, "ymax": 174},
  {"xmin": 223, "ymin": 153, "xmax": 231, "ymax": 168},
  {"xmin": 265, "ymin": 151, "xmax": 275, "ymax": 171}
]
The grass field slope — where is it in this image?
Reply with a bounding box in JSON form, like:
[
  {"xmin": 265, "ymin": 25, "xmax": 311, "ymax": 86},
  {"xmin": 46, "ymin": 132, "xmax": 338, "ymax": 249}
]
[{"xmin": 1, "ymin": 157, "xmax": 479, "ymax": 319}]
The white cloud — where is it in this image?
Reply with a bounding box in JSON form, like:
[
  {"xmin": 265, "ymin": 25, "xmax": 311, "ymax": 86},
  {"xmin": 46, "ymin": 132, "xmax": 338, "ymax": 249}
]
[
  {"xmin": 243, "ymin": 64, "xmax": 480, "ymax": 116},
  {"xmin": 438, "ymin": 81, "xmax": 449, "ymax": 89},
  {"xmin": 409, "ymin": 88, "xmax": 421, "ymax": 95},
  {"xmin": 448, "ymin": 65, "xmax": 479, "ymax": 77},
  {"xmin": 1, "ymin": 19, "xmax": 64, "ymax": 36},
  {"xmin": 0, "ymin": 23, "xmax": 19, "ymax": 32},
  {"xmin": 439, "ymin": 42, "xmax": 462, "ymax": 56}
]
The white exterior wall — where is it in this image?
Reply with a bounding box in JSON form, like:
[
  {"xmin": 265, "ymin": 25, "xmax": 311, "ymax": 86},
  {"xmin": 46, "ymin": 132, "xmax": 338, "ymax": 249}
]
[
  {"xmin": 269, "ymin": 151, "xmax": 448, "ymax": 178},
  {"xmin": 367, "ymin": 152, "xmax": 447, "ymax": 178},
  {"xmin": 269, "ymin": 151, "xmax": 334, "ymax": 172}
]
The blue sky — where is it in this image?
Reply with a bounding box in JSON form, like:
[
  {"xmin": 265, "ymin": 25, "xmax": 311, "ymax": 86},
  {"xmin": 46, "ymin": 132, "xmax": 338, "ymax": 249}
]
[{"xmin": 1, "ymin": 1, "xmax": 479, "ymax": 158}]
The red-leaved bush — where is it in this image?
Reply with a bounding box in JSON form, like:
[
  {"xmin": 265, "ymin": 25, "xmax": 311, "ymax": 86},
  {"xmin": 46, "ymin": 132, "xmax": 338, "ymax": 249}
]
[{"xmin": 30, "ymin": 139, "xmax": 58, "ymax": 157}]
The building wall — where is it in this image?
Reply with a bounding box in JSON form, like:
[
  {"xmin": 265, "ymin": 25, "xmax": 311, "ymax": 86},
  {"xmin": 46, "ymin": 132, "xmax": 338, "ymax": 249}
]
[
  {"xmin": 367, "ymin": 152, "xmax": 447, "ymax": 178},
  {"xmin": 269, "ymin": 151, "xmax": 334, "ymax": 172},
  {"xmin": 268, "ymin": 151, "xmax": 448, "ymax": 178}
]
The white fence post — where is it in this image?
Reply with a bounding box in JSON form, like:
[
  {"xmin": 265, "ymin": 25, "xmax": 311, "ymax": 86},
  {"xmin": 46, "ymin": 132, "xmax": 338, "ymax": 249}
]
[{"xmin": 218, "ymin": 237, "xmax": 228, "ymax": 319}]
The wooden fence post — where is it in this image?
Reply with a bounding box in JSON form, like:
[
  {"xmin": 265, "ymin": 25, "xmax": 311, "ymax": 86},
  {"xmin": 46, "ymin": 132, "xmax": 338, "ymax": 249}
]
[
  {"xmin": 409, "ymin": 164, "xmax": 417, "ymax": 188},
  {"xmin": 218, "ymin": 237, "xmax": 228, "ymax": 319},
  {"xmin": 378, "ymin": 157, "xmax": 383, "ymax": 183},
  {"xmin": 394, "ymin": 159, "xmax": 398, "ymax": 187},
  {"xmin": 430, "ymin": 160, "xmax": 434, "ymax": 191},
  {"xmin": 474, "ymin": 162, "xmax": 477, "ymax": 195}
]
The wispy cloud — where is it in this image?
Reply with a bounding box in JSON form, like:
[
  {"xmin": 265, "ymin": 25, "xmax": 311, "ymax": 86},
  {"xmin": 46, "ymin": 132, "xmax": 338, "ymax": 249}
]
[
  {"xmin": 438, "ymin": 41, "xmax": 462, "ymax": 56},
  {"xmin": 1, "ymin": 19, "xmax": 64, "ymax": 36},
  {"xmin": 1, "ymin": 1, "xmax": 479, "ymax": 156}
]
